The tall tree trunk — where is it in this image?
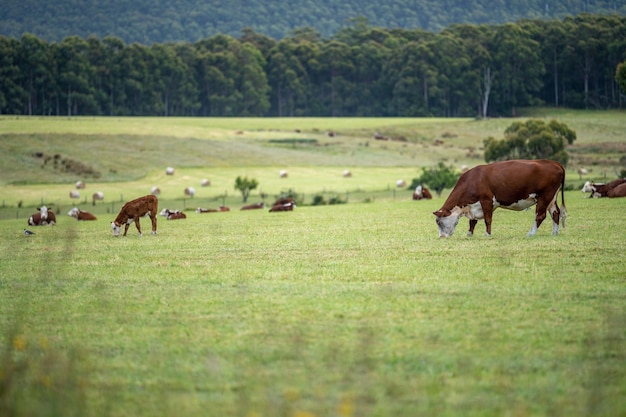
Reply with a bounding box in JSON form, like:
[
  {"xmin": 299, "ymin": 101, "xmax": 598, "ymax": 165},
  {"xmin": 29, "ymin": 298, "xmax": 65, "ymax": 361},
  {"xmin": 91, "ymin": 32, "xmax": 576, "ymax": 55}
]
[{"xmin": 481, "ymin": 66, "xmax": 494, "ymax": 118}]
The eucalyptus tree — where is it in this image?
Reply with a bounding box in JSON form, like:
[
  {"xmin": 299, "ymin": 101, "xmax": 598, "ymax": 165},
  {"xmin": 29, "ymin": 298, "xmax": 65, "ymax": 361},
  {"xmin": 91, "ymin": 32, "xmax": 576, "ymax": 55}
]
[
  {"xmin": 384, "ymin": 39, "xmax": 438, "ymax": 116},
  {"xmin": 19, "ymin": 34, "xmax": 52, "ymax": 115},
  {"xmin": 0, "ymin": 36, "xmax": 26, "ymax": 114},
  {"xmin": 118, "ymin": 43, "xmax": 159, "ymax": 115},
  {"xmin": 56, "ymin": 35, "xmax": 98, "ymax": 116},
  {"xmin": 233, "ymin": 42, "xmax": 270, "ymax": 116},
  {"xmin": 150, "ymin": 43, "xmax": 199, "ymax": 116},
  {"xmin": 317, "ymin": 40, "xmax": 355, "ymax": 116},
  {"xmin": 490, "ymin": 23, "xmax": 544, "ymax": 116},
  {"xmin": 444, "ymin": 24, "xmax": 495, "ymax": 117},
  {"xmin": 101, "ymin": 36, "xmax": 128, "ymax": 115},
  {"xmin": 266, "ymin": 39, "xmax": 311, "ymax": 116},
  {"xmin": 531, "ymin": 19, "xmax": 568, "ymax": 107}
]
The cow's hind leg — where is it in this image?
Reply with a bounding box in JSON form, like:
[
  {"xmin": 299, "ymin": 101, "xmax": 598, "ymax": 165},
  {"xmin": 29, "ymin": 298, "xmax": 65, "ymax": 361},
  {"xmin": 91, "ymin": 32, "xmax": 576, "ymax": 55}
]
[
  {"xmin": 134, "ymin": 216, "xmax": 142, "ymax": 236},
  {"xmin": 150, "ymin": 214, "xmax": 157, "ymax": 235},
  {"xmin": 549, "ymin": 203, "xmax": 561, "ymax": 236},
  {"xmin": 529, "ymin": 204, "xmax": 548, "ymax": 236}
]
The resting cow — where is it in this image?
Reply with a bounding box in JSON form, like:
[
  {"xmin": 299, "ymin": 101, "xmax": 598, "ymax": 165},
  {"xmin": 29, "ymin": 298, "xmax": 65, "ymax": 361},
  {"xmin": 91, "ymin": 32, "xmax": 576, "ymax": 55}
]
[
  {"xmin": 433, "ymin": 160, "xmax": 566, "ymax": 238},
  {"xmin": 111, "ymin": 195, "xmax": 158, "ymax": 237},
  {"xmin": 608, "ymin": 182, "xmax": 626, "ymax": 198},
  {"xmin": 196, "ymin": 206, "xmax": 229, "ymax": 213},
  {"xmin": 28, "ymin": 206, "xmax": 57, "ymax": 226},
  {"xmin": 240, "ymin": 202, "xmax": 264, "ymax": 210},
  {"xmin": 68, "ymin": 207, "xmax": 97, "ymax": 221},
  {"xmin": 164, "ymin": 209, "xmax": 186, "ymax": 220},
  {"xmin": 412, "ymin": 185, "xmax": 433, "ymax": 200},
  {"xmin": 269, "ymin": 201, "xmax": 296, "ymax": 212},
  {"xmin": 581, "ymin": 178, "xmax": 626, "ymax": 198}
]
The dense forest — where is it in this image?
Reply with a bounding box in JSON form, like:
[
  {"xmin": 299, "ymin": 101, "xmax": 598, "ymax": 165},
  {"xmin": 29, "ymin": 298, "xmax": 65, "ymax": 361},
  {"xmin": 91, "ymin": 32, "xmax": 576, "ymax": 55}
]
[
  {"xmin": 1, "ymin": 14, "xmax": 625, "ymax": 117},
  {"xmin": 2, "ymin": 0, "xmax": 626, "ymax": 42}
]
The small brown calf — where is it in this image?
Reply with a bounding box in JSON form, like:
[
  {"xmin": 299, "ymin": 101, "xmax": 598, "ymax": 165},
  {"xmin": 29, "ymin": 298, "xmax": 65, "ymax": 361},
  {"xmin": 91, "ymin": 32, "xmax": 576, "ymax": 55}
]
[{"xmin": 111, "ymin": 195, "xmax": 158, "ymax": 237}]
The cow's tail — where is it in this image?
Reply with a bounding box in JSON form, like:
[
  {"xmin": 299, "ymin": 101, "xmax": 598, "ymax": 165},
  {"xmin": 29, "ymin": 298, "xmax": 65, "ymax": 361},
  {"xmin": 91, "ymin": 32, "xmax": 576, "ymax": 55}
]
[{"xmin": 560, "ymin": 168, "xmax": 567, "ymax": 228}]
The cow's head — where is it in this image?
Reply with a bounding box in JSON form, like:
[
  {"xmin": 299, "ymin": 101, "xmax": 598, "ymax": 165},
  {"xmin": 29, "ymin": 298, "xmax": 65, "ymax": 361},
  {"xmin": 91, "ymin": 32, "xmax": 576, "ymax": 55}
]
[
  {"xmin": 68, "ymin": 207, "xmax": 79, "ymax": 217},
  {"xmin": 433, "ymin": 209, "xmax": 461, "ymax": 238},
  {"xmin": 581, "ymin": 181, "xmax": 594, "ymax": 193},
  {"xmin": 111, "ymin": 221, "xmax": 122, "ymax": 237},
  {"xmin": 38, "ymin": 206, "xmax": 49, "ymax": 220}
]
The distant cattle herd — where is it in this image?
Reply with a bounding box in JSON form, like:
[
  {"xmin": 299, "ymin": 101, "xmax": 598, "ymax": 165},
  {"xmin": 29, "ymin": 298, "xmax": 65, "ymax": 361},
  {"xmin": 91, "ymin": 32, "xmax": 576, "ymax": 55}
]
[{"xmin": 21, "ymin": 164, "xmax": 626, "ymax": 238}]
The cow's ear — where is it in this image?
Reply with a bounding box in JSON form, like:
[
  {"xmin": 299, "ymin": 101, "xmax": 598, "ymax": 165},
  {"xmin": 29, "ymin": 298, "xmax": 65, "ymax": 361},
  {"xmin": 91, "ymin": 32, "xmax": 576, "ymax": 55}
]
[{"xmin": 433, "ymin": 209, "xmax": 449, "ymax": 217}]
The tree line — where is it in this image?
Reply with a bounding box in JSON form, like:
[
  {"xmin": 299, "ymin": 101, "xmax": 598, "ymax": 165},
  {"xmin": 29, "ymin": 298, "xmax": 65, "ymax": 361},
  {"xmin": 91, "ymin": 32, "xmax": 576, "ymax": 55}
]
[
  {"xmin": 1, "ymin": 14, "xmax": 625, "ymax": 118},
  {"xmin": 3, "ymin": 0, "xmax": 625, "ymax": 43}
]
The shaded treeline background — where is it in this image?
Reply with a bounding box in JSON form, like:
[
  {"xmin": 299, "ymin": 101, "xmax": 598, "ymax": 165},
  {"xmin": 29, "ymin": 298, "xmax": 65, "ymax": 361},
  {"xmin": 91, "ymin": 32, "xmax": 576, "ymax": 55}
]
[
  {"xmin": 1, "ymin": 14, "xmax": 625, "ymax": 118},
  {"xmin": 3, "ymin": 0, "xmax": 626, "ymax": 42}
]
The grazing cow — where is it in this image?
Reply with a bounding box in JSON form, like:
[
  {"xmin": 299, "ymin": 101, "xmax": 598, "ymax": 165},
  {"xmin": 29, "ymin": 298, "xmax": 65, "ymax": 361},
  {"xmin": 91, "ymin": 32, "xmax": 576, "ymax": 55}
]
[
  {"xmin": 69, "ymin": 190, "xmax": 80, "ymax": 199},
  {"xmin": 581, "ymin": 178, "xmax": 626, "ymax": 198},
  {"xmin": 28, "ymin": 206, "xmax": 57, "ymax": 226},
  {"xmin": 608, "ymin": 182, "xmax": 626, "ymax": 198},
  {"xmin": 279, "ymin": 170, "xmax": 288, "ymax": 178},
  {"xmin": 151, "ymin": 186, "xmax": 161, "ymax": 196},
  {"xmin": 184, "ymin": 187, "xmax": 195, "ymax": 198},
  {"xmin": 111, "ymin": 195, "xmax": 158, "ymax": 237},
  {"xmin": 201, "ymin": 179, "xmax": 211, "ymax": 187},
  {"xmin": 269, "ymin": 201, "xmax": 296, "ymax": 212},
  {"xmin": 413, "ymin": 185, "xmax": 433, "ymax": 200},
  {"xmin": 68, "ymin": 207, "xmax": 97, "ymax": 221},
  {"xmin": 433, "ymin": 160, "xmax": 566, "ymax": 238},
  {"xmin": 240, "ymin": 202, "xmax": 264, "ymax": 210},
  {"xmin": 75, "ymin": 180, "xmax": 86, "ymax": 189},
  {"xmin": 343, "ymin": 170, "xmax": 352, "ymax": 178},
  {"xmin": 166, "ymin": 167, "xmax": 175, "ymax": 175},
  {"xmin": 92, "ymin": 191, "xmax": 104, "ymax": 206},
  {"xmin": 396, "ymin": 179, "xmax": 407, "ymax": 188}
]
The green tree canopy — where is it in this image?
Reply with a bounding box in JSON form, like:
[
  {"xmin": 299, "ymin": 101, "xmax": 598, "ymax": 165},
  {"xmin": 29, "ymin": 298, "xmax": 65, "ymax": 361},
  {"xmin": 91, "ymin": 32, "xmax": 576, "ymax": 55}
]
[
  {"xmin": 410, "ymin": 162, "xmax": 459, "ymax": 196},
  {"xmin": 234, "ymin": 176, "xmax": 259, "ymax": 203},
  {"xmin": 483, "ymin": 119, "xmax": 576, "ymax": 167}
]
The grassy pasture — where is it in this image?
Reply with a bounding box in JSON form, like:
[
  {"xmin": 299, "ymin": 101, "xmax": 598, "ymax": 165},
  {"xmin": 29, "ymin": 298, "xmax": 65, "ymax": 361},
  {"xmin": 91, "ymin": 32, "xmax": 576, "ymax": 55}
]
[
  {"xmin": 1, "ymin": 194, "xmax": 625, "ymax": 417},
  {"xmin": 1, "ymin": 110, "xmax": 625, "ymax": 416}
]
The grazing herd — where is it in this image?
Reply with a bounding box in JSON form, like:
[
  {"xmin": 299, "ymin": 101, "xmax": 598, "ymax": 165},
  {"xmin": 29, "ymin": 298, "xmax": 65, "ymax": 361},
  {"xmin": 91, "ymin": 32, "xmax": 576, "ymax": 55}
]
[{"xmin": 20, "ymin": 161, "xmax": 626, "ymax": 239}]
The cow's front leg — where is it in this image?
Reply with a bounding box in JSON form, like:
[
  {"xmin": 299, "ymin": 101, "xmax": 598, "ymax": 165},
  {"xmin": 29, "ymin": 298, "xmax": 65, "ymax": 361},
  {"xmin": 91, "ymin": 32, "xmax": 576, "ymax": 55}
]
[
  {"xmin": 134, "ymin": 216, "xmax": 142, "ymax": 236},
  {"xmin": 481, "ymin": 200, "xmax": 494, "ymax": 237},
  {"xmin": 467, "ymin": 219, "xmax": 478, "ymax": 237},
  {"xmin": 123, "ymin": 222, "xmax": 131, "ymax": 236}
]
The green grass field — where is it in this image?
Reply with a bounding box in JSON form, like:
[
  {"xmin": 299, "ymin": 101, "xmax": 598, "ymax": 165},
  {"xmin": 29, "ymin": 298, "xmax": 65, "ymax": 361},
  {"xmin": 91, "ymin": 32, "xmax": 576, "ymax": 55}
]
[{"xmin": 1, "ymin": 111, "xmax": 625, "ymax": 416}]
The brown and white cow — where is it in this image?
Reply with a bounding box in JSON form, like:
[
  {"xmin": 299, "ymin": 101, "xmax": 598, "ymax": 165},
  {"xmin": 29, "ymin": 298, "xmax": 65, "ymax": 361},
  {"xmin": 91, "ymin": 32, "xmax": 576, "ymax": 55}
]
[
  {"xmin": 111, "ymin": 195, "xmax": 158, "ymax": 237},
  {"xmin": 608, "ymin": 182, "xmax": 626, "ymax": 198},
  {"xmin": 196, "ymin": 206, "xmax": 229, "ymax": 213},
  {"xmin": 28, "ymin": 206, "xmax": 57, "ymax": 226},
  {"xmin": 581, "ymin": 178, "xmax": 626, "ymax": 198},
  {"xmin": 269, "ymin": 201, "xmax": 296, "ymax": 212},
  {"xmin": 162, "ymin": 209, "xmax": 186, "ymax": 220},
  {"xmin": 68, "ymin": 207, "xmax": 97, "ymax": 221},
  {"xmin": 433, "ymin": 160, "xmax": 566, "ymax": 238},
  {"xmin": 412, "ymin": 185, "xmax": 433, "ymax": 200},
  {"xmin": 69, "ymin": 190, "xmax": 80, "ymax": 199},
  {"xmin": 240, "ymin": 202, "xmax": 265, "ymax": 210}
]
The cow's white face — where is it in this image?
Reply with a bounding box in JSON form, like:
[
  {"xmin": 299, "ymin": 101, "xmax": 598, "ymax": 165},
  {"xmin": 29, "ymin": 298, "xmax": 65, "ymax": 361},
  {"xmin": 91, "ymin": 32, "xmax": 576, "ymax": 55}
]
[
  {"xmin": 581, "ymin": 181, "xmax": 594, "ymax": 193},
  {"xmin": 39, "ymin": 206, "xmax": 48, "ymax": 220},
  {"xmin": 433, "ymin": 209, "xmax": 461, "ymax": 238},
  {"xmin": 68, "ymin": 207, "xmax": 79, "ymax": 217},
  {"xmin": 111, "ymin": 222, "xmax": 121, "ymax": 237}
]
